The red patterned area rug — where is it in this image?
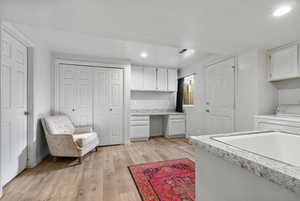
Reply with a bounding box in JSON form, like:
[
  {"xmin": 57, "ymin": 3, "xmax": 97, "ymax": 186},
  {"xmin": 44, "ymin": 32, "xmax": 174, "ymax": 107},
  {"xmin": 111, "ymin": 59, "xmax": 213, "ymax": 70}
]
[{"xmin": 128, "ymin": 158, "xmax": 195, "ymax": 201}]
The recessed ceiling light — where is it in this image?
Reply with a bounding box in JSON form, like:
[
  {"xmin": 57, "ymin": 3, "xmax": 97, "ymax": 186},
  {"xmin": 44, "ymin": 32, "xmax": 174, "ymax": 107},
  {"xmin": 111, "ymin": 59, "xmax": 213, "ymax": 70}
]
[
  {"xmin": 273, "ymin": 6, "xmax": 292, "ymax": 17},
  {"xmin": 182, "ymin": 49, "xmax": 195, "ymax": 58},
  {"xmin": 140, "ymin": 51, "xmax": 148, "ymax": 58}
]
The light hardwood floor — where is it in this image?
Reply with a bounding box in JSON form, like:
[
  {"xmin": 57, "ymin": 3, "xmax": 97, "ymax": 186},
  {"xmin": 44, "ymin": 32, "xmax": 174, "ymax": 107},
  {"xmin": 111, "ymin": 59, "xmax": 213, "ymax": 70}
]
[{"xmin": 1, "ymin": 137, "xmax": 194, "ymax": 201}]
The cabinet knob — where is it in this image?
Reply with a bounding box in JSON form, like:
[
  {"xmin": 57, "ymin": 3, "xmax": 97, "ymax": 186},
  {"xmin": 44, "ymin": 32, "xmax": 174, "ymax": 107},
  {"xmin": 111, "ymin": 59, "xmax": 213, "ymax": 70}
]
[
  {"xmin": 72, "ymin": 109, "xmax": 76, "ymax": 112},
  {"xmin": 206, "ymin": 109, "xmax": 210, "ymax": 113},
  {"xmin": 109, "ymin": 108, "xmax": 112, "ymax": 111}
]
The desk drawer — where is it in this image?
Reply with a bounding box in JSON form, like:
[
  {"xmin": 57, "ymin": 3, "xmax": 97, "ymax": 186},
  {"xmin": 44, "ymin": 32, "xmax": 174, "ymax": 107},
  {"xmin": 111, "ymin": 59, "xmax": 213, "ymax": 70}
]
[
  {"xmin": 130, "ymin": 116, "xmax": 150, "ymax": 121},
  {"xmin": 169, "ymin": 114, "xmax": 185, "ymax": 120},
  {"xmin": 130, "ymin": 120, "xmax": 150, "ymax": 126}
]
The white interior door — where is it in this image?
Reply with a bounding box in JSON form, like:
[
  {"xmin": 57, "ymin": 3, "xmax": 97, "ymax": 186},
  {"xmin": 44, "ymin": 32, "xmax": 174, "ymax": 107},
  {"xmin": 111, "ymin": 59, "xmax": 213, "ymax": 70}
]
[
  {"xmin": 205, "ymin": 58, "xmax": 235, "ymax": 134},
  {"xmin": 1, "ymin": 30, "xmax": 28, "ymax": 185},
  {"xmin": 94, "ymin": 68, "xmax": 124, "ymax": 146},
  {"xmin": 58, "ymin": 64, "xmax": 93, "ymax": 126}
]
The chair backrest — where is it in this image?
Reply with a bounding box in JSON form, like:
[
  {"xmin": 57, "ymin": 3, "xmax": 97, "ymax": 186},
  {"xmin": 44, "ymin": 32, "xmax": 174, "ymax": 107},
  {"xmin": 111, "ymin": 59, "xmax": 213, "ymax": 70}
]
[{"xmin": 43, "ymin": 115, "xmax": 75, "ymax": 135}]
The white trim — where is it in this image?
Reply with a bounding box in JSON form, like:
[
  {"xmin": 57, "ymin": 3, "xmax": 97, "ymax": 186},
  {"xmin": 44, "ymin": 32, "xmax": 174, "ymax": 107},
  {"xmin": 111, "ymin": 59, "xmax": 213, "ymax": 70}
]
[
  {"xmin": 51, "ymin": 55, "xmax": 131, "ymax": 145},
  {"xmin": 0, "ymin": 18, "xmax": 3, "ymax": 199},
  {"xmin": 0, "ymin": 21, "xmax": 35, "ymax": 197}
]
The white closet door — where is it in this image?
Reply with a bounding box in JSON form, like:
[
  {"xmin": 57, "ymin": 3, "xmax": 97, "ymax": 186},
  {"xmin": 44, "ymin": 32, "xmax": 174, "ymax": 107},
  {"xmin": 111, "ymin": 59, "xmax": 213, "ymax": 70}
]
[
  {"xmin": 205, "ymin": 58, "xmax": 235, "ymax": 134},
  {"xmin": 74, "ymin": 67, "xmax": 93, "ymax": 126},
  {"xmin": 1, "ymin": 30, "xmax": 28, "ymax": 185},
  {"xmin": 108, "ymin": 69, "xmax": 124, "ymax": 145},
  {"xmin": 59, "ymin": 65, "xmax": 78, "ymax": 123},
  {"xmin": 94, "ymin": 68, "xmax": 124, "ymax": 146},
  {"xmin": 93, "ymin": 68, "xmax": 109, "ymax": 145},
  {"xmin": 59, "ymin": 65, "xmax": 93, "ymax": 126}
]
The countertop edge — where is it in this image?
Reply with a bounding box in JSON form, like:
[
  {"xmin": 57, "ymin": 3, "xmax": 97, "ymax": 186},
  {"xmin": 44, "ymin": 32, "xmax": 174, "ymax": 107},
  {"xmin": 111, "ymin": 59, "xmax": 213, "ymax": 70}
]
[{"xmin": 190, "ymin": 133, "xmax": 300, "ymax": 194}]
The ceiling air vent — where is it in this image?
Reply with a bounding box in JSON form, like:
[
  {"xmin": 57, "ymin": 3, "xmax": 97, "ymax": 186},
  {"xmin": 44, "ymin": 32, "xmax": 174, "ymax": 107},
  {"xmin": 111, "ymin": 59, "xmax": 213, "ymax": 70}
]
[{"xmin": 179, "ymin": 48, "xmax": 188, "ymax": 54}]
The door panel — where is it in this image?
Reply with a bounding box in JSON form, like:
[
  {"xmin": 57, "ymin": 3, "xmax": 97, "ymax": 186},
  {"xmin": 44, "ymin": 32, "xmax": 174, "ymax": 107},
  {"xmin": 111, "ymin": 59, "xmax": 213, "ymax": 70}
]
[
  {"xmin": 75, "ymin": 68, "xmax": 93, "ymax": 126},
  {"xmin": 59, "ymin": 65, "xmax": 77, "ymax": 123},
  {"xmin": 1, "ymin": 30, "xmax": 28, "ymax": 185},
  {"xmin": 93, "ymin": 68, "xmax": 124, "ymax": 146},
  {"xmin": 108, "ymin": 69, "xmax": 123, "ymax": 145},
  {"xmin": 93, "ymin": 69, "xmax": 109, "ymax": 145},
  {"xmin": 205, "ymin": 58, "xmax": 235, "ymax": 134},
  {"xmin": 59, "ymin": 65, "xmax": 93, "ymax": 126}
]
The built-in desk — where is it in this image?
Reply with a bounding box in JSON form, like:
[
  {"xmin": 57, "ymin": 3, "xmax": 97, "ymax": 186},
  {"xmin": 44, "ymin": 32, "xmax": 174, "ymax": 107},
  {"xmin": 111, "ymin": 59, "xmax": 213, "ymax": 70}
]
[{"xmin": 130, "ymin": 112, "xmax": 186, "ymax": 141}]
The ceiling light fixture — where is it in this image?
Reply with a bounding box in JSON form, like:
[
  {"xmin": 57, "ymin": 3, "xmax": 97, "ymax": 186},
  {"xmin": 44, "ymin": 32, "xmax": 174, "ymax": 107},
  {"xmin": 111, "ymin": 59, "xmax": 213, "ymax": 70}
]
[
  {"xmin": 273, "ymin": 6, "xmax": 292, "ymax": 17},
  {"xmin": 183, "ymin": 49, "xmax": 195, "ymax": 58},
  {"xmin": 140, "ymin": 51, "xmax": 148, "ymax": 58}
]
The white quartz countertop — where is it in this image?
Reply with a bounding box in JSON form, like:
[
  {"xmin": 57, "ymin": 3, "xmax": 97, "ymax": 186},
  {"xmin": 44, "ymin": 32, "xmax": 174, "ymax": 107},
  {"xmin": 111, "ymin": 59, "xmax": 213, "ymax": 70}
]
[
  {"xmin": 131, "ymin": 112, "xmax": 184, "ymax": 116},
  {"xmin": 131, "ymin": 110, "xmax": 184, "ymax": 116},
  {"xmin": 190, "ymin": 131, "xmax": 300, "ymax": 194}
]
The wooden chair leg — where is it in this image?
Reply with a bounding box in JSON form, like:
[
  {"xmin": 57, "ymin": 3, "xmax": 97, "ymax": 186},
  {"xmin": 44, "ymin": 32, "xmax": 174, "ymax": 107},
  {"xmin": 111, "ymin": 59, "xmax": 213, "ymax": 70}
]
[
  {"xmin": 95, "ymin": 147, "xmax": 98, "ymax": 152},
  {"xmin": 78, "ymin": 156, "xmax": 83, "ymax": 164},
  {"xmin": 53, "ymin": 156, "xmax": 57, "ymax": 162}
]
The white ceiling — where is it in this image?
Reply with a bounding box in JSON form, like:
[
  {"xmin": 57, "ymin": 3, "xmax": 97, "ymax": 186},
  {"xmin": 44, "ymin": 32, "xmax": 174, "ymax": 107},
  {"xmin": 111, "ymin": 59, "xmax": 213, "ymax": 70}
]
[{"xmin": 1, "ymin": 0, "xmax": 300, "ymax": 67}]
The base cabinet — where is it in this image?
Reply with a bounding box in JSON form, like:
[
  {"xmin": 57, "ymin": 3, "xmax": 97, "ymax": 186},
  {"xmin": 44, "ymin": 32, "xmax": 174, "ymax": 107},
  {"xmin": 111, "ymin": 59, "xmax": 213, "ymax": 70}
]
[
  {"xmin": 165, "ymin": 114, "xmax": 186, "ymax": 138},
  {"xmin": 130, "ymin": 116, "xmax": 150, "ymax": 141}
]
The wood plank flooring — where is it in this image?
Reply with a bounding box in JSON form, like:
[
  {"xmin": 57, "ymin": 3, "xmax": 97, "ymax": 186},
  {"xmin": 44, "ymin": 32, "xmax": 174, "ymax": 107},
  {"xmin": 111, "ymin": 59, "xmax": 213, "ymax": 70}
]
[{"xmin": 1, "ymin": 137, "xmax": 194, "ymax": 201}]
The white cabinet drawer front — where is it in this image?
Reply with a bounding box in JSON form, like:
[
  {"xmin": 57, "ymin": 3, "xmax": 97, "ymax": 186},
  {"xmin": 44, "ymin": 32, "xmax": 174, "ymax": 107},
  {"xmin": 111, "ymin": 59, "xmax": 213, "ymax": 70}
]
[
  {"xmin": 130, "ymin": 120, "xmax": 150, "ymax": 126},
  {"xmin": 256, "ymin": 121, "xmax": 300, "ymax": 133},
  {"xmin": 169, "ymin": 120, "xmax": 185, "ymax": 135},
  {"xmin": 130, "ymin": 125, "xmax": 150, "ymax": 138},
  {"xmin": 130, "ymin": 116, "xmax": 150, "ymax": 121},
  {"xmin": 169, "ymin": 114, "xmax": 185, "ymax": 120}
]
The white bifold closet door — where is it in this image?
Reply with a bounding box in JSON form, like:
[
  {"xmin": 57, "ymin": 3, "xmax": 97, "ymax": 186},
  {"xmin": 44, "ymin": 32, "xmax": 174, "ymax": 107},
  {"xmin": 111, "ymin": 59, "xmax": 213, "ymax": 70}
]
[
  {"xmin": 1, "ymin": 30, "xmax": 28, "ymax": 185},
  {"xmin": 58, "ymin": 64, "xmax": 93, "ymax": 126},
  {"xmin": 93, "ymin": 68, "xmax": 124, "ymax": 146},
  {"xmin": 58, "ymin": 64, "xmax": 124, "ymax": 145}
]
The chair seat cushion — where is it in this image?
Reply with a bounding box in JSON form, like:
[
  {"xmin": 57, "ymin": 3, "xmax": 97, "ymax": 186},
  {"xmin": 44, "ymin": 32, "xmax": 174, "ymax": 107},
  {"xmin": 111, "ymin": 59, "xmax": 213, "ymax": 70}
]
[{"xmin": 73, "ymin": 132, "xmax": 98, "ymax": 148}]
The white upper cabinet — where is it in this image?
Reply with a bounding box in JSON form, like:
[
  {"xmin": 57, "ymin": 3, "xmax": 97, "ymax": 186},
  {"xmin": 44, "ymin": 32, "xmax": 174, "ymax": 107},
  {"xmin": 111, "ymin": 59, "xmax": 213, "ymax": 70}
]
[
  {"xmin": 269, "ymin": 44, "xmax": 299, "ymax": 81},
  {"xmin": 131, "ymin": 66, "xmax": 177, "ymax": 92},
  {"xmin": 167, "ymin": 69, "xmax": 178, "ymax": 92},
  {"xmin": 131, "ymin": 66, "xmax": 144, "ymax": 90},
  {"xmin": 157, "ymin": 68, "xmax": 168, "ymax": 91},
  {"xmin": 143, "ymin": 67, "xmax": 157, "ymax": 90}
]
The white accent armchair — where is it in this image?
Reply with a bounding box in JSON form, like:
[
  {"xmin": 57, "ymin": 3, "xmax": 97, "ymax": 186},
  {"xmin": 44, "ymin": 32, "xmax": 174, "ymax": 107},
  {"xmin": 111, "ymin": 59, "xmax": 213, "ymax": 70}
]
[{"xmin": 41, "ymin": 115, "xmax": 99, "ymax": 163}]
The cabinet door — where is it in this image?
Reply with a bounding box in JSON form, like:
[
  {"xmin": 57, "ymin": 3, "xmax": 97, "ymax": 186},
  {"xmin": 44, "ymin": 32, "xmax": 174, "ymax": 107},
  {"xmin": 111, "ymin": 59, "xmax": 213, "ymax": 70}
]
[
  {"xmin": 157, "ymin": 68, "xmax": 168, "ymax": 91},
  {"xmin": 143, "ymin": 67, "xmax": 157, "ymax": 90},
  {"xmin": 131, "ymin": 66, "xmax": 144, "ymax": 90},
  {"xmin": 130, "ymin": 125, "xmax": 150, "ymax": 139},
  {"xmin": 167, "ymin": 69, "xmax": 178, "ymax": 91},
  {"xmin": 169, "ymin": 120, "xmax": 186, "ymax": 136},
  {"xmin": 270, "ymin": 45, "xmax": 299, "ymax": 81}
]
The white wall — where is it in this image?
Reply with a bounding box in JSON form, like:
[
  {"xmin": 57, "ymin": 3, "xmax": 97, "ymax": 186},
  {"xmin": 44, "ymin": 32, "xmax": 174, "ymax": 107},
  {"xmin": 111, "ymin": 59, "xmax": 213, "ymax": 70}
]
[
  {"xmin": 274, "ymin": 79, "xmax": 300, "ymax": 105},
  {"xmin": 131, "ymin": 91, "xmax": 176, "ymax": 110},
  {"xmin": 236, "ymin": 50, "xmax": 277, "ymax": 132},
  {"xmin": 29, "ymin": 46, "xmax": 51, "ymax": 167},
  {"xmin": 10, "ymin": 23, "xmax": 52, "ymax": 167},
  {"xmin": 180, "ymin": 49, "xmax": 278, "ymax": 136}
]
